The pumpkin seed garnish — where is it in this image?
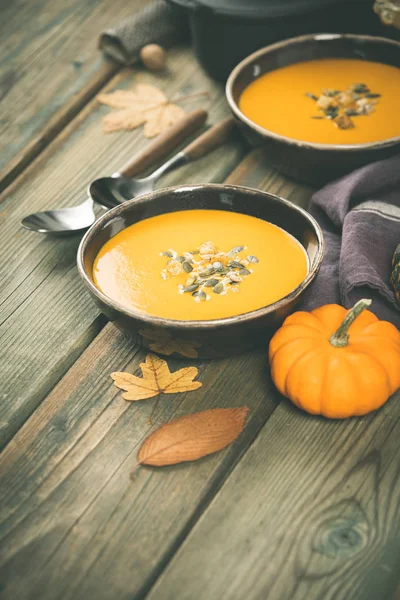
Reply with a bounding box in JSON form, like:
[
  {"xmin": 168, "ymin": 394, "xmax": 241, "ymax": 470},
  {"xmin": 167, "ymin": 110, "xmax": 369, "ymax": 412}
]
[
  {"xmin": 213, "ymin": 282, "xmax": 224, "ymax": 294},
  {"xmin": 203, "ymin": 278, "xmax": 220, "ymax": 287},
  {"xmin": 193, "ymin": 290, "xmax": 207, "ymax": 301},
  {"xmin": 161, "ymin": 241, "xmax": 259, "ymax": 303},
  {"xmin": 228, "ymin": 245, "xmax": 245, "ymax": 257},
  {"xmin": 308, "ymin": 82, "xmax": 381, "ymax": 128},
  {"xmin": 186, "ymin": 274, "xmax": 197, "ymax": 286},
  {"xmin": 228, "ymin": 260, "xmax": 245, "ymax": 269},
  {"xmin": 182, "ymin": 261, "xmax": 193, "ymax": 273},
  {"xmin": 199, "ymin": 268, "xmax": 215, "ymax": 277},
  {"xmin": 352, "ymin": 83, "xmax": 369, "ymax": 94}
]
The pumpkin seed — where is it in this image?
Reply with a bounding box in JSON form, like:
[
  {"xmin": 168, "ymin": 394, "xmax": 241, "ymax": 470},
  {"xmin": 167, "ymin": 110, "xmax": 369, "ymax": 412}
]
[
  {"xmin": 228, "ymin": 245, "xmax": 245, "ymax": 257},
  {"xmin": 311, "ymin": 116, "xmax": 324, "ymax": 119},
  {"xmin": 203, "ymin": 278, "xmax": 219, "ymax": 287},
  {"xmin": 365, "ymin": 92, "xmax": 381, "ymax": 98},
  {"xmin": 193, "ymin": 290, "xmax": 207, "ymax": 301},
  {"xmin": 212, "ymin": 261, "xmax": 223, "ymax": 270},
  {"xmin": 186, "ymin": 273, "xmax": 197, "ymax": 283},
  {"xmin": 325, "ymin": 89, "xmax": 341, "ymax": 97},
  {"xmin": 345, "ymin": 108, "xmax": 359, "ymax": 116},
  {"xmin": 305, "ymin": 92, "xmax": 318, "ymax": 101},
  {"xmin": 183, "ymin": 284, "xmax": 199, "ymax": 293},
  {"xmin": 161, "ymin": 251, "xmax": 173, "ymax": 258},
  {"xmin": 247, "ymin": 255, "xmax": 259, "ymax": 263},
  {"xmin": 239, "ymin": 268, "xmax": 251, "ymax": 276},
  {"xmin": 176, "ymin": 255, "xmax": 185, "ymax": 263},
  {"xmin": 228, "ymin": 272, "xmax": 242, "ymax": 283},
  {"xmin": 213, "ymin": 282, "xmax": 224, "ymax": 294},
  {"xmin": 182, "ymin": 261, "xmax": 193, "ymax": 273},
  {"xmin": 352, "ymin": 83, "xmax": 369, "ymax": 94},
  {"xmin": 228, "ymin": 260, "xmax": 245, "ymax": 269},
  {"xmin": 324, "ymin": 106, "xmax": 339, "ymax": 119},
  {"xmin": 189, "ymin": 249, "xmax": 200, "ymax": 254},
  {"xmin": 199, "ymin": 268, "xmax": 215, "ymax": 277}
]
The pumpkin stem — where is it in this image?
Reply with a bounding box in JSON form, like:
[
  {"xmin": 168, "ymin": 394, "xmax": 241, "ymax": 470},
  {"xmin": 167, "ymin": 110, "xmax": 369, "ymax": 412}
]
[{"xmin": 329, "ymin": 299, "xmax": 372, "ymax": 348}]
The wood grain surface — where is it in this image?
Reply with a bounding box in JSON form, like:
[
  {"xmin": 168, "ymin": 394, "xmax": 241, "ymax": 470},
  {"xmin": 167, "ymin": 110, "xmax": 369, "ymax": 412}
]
[
  {"xmin": 0, "ymin": 0, "xmax": 149, "ymax": 191},
  {"xmin": 2, "ymin": 4, "xmax": 399, "ymax": 599},
  {"xmin": 147, "ymin": 389, "xmax": 400, "ymax": 600},
  {"xmin": 0, "ymin": 149, "xmax": 316, "ymax": 600},
  {"xmin": 0, "ymin": 49, "xmax": 244, "ymax": 449}
]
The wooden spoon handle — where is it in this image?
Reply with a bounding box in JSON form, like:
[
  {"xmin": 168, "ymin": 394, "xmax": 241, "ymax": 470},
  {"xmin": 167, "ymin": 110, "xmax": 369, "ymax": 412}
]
[
  {"xmin": 119, "ymin": 108, "xmax": 208, "ymax": 178},
  {"xmin": 182, "ymin": 116, "xmax": 236, "ymax": 162}
]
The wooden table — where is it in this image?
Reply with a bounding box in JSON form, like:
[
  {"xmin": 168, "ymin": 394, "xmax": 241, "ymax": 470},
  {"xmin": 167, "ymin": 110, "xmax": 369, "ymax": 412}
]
[{"xmin": 1, "ymin": 2, "xmax": 399, "ymax": 599}]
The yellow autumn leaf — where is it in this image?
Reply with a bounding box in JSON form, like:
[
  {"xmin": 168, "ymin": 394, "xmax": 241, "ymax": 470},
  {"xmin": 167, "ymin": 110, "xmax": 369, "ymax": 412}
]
[
  {"xmin": 111, "ymin": 354, "xmax": 202, "ymax": 401},
  {"xmin": 97, "ymin": 83, "xmax": 186, "ymax": 138}
]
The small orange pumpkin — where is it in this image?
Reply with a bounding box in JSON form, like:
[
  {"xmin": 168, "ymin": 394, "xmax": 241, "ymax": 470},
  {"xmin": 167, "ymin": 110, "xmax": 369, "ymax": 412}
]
[{"xmin": 269, "ymin": 299, "xmax": 400, "ymax": 418}]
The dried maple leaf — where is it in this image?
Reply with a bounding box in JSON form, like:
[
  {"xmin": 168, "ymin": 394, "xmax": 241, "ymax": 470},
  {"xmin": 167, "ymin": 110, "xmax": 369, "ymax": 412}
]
[
  {"xmin": 138, "ymin": 406, "xmax": 249, "ymax": 466},
  {"xmin": 111, "ymin": 353, "xmax": 202, "ymax": 401},
  {"xmin": 139, "ymin": 328, "xmax": 201, "ymax": 358},
  {"xmin": 97, "ymin": 83, "xmax": 186, "ymax": 137}
]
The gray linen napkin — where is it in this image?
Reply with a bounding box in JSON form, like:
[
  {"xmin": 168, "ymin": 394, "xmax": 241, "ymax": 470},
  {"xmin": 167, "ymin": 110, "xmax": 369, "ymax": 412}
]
[
  {"xmin": 99, "ymin": 1, "xmax": 189, "ymax": 65},
  {"xmin": 300, "ymin": 153, "xmax": 400, "ymax": 328}
]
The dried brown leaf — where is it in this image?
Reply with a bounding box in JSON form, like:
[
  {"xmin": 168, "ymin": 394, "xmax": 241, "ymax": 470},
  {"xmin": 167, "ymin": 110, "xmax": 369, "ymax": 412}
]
[
  {"xmin": 138, "ymin": 406, "xmax": 249, "ymax": 466},
  {"xmin": 102, "ymin": 109, "xmax": 147, "ymax": 133},
  {"xmin": 111, "ymin": 354, "xmax": 202, "ymax": 401},
  {"xmin": 97, "ymin": 83, "xmax": 186, "ymax": 138},
  {"xmin": 143, "ymin": 103, "xmax": 186, "ymax": 138}
]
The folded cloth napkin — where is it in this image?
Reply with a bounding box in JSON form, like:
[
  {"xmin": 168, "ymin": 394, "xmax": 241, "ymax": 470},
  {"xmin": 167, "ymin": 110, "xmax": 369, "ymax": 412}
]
[
  {"xmin": 99, "ymin": 1, "xmax": 189, "ymax": 65},
  {"xmin": 300, "ymin": 153, "xmax": 400, "ymax": 328}
]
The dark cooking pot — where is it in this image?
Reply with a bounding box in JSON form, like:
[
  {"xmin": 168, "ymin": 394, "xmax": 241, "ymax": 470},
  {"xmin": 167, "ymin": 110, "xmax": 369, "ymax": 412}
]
[{"xmin": 166, "ymin": 0, "xmax": 399, "ymax": 81}]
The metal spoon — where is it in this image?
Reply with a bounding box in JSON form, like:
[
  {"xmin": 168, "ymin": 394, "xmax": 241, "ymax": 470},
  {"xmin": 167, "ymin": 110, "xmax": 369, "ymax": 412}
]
[
  {"xmin": 20, "ymin": 109, "xmax": 207, "ymax": 235},
  {"xmin": 89, "ymin": 116, "xmax": 235, "ymax": 210}
]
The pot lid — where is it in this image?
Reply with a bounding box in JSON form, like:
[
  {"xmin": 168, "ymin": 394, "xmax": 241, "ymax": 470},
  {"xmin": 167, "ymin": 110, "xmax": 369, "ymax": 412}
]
[{"xmin": 168, "ymin": 0, "xmax": 369, "ymax": 19}]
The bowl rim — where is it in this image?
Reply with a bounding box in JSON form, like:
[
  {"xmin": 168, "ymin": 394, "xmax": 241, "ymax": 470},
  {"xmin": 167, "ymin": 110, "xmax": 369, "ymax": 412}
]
[
  {"xmin": 77, "ymin": 183, "xmax": 324, "ymax": 330},
  {"xmin": 226, "ymin": 33, "xmax": 400, "ymax": 152}
]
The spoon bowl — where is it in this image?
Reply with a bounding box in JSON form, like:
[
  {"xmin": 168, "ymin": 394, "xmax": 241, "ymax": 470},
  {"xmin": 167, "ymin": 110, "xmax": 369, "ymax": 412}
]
[{"xmin": 20, "ymin": 198, "xmax": 96, "ymax": 235}]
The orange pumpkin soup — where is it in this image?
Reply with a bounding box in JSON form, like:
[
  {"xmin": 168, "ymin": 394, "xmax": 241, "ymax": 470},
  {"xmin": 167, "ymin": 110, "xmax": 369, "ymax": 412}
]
[
  {"xmin": 239, "ymin": 59, "xmax": 400, "ymax": 145},
  {"xmin": 93, "ymin": 210, "xmax": 309, "ymax": 320}
]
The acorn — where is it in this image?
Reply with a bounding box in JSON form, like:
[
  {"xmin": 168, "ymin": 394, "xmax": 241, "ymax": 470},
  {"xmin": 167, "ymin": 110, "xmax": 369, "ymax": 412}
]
[{"xmin": 140, "ymin": 44, "xmax": 167, "ymax": 71}]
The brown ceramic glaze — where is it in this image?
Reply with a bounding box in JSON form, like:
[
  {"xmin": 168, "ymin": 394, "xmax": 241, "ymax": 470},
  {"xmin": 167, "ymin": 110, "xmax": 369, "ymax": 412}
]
[
  {"xmin": 226, "ymin": 34, "xmax": 400, "ymax": 185},
  {"xmin": 77, "ymin": 184, "xmax": 324, "ymax": 359}
]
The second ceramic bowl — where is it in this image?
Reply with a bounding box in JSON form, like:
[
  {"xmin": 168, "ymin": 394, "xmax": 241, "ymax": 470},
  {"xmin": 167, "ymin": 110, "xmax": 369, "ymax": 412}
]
[{"xmin": 226, "ymin": 33, "xmax": 400, "ymax": 185}]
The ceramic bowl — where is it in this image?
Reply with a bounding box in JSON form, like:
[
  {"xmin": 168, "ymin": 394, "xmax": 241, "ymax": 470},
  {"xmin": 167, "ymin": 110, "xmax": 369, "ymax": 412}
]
[
  {"xmin": 226, "ymin": 33, "xmax": 400, "ymax": 185},
  {"xmin": 77, "ymin": 184, "xmax": 324, "ymax": 359}
]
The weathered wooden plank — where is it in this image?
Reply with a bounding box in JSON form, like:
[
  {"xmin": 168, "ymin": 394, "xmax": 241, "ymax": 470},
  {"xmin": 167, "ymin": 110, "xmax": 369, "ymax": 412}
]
[
  {"xmin": 0, "ymin": 0, "xmax": 150, "ymax": 191},
  {"xmin": 0, "ymin": 327, "xmax": 277, "ymax": 600},
  {"xmin": 0, "ymin": 48, "xmax": 245, "ymax": 449},
  {"xmin": 147, "ymin": 389, "xmax": 400, "ymax": 599},
  {"xmin": 0, "ymin": 151, "xmax": 313, "ymax": 600}
]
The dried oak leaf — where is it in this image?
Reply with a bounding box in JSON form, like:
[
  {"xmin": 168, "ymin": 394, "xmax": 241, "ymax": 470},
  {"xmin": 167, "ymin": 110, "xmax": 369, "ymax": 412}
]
[
  {"xmin": 139, "ymin": 327, "xmax": 201, "ymax": 358},
  {"xmin": 138, "ymin": 406, "xmax": 249, "ymax": 466},
  {"xmin": 97, "ymin": 83, "xmax": 186, "ymax": 137},
  {"xmin": 111, "ymin": 353, "xmax": 202, "ymax": 401}
]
